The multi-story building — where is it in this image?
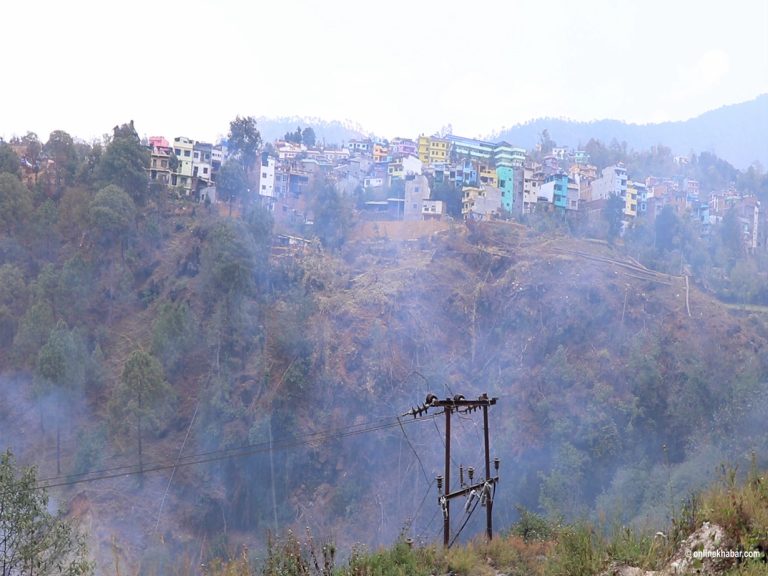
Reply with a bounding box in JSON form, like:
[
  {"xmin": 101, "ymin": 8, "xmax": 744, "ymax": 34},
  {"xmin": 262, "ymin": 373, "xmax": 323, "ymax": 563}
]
[
  {"xmin": 347, "ymin": 139, "xmax": 372, "ymax": 155},
  {"xmin": 624, "ymin": 180, "xmax": 639, "ymax": 217},
  {"xmin": 417, "ymin": 135, "xmax": 451, "ymax": 166},
  {"xmin": 494, "ymin": 143, "xmax": 526, "ymax": 167},
  {"xmin": 496, "ymin": 166, "xmax": 515, "ymax": 213},
  {"xmin": 389, "ymin": 137, "xmax": 417, "ymax": 157},
  {"xmin": 478, "ymin": 164, "xmax": 498, "ymax": 187},
  {"xmin": 193, "ymin": 142, "xmax": 213, "ymax": 189},
  {"xmin": 445, "ymin": 134, "xmax": 495, "ymax": 161},
  {"xmin": 590, "ymin": 163, "xmax": 627, "ymax": 201},
  {"xmin": 539, "ymin": 173, "xmax": 568, "ymax": 208},
  {"xmin": 171, "ymin": 136, "xmax": 195, "ymax": 193},
  {"xmin": 372, "ymin": 142, "xmax": 389, "ymax": 163},
  {"xmin": 258, "ymin": 152, "xmax": 276, "ymax": 198},
  {"xmin": 522, "ymin": 162, "xmax": 543, "ymax": 213},
  {"xmin": 404, "ymin": 174, "xmax": 430, "ymax": 221},
  {"xmin": 148, "ymin": 136, "xmax": 172, "ymax": 186},
  {"xmin": 462, "ymin": 185, "xmax": 502, "ymax": 219}
]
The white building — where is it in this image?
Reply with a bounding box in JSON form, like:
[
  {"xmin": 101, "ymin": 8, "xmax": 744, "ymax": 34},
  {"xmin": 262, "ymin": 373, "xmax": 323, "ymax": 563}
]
[
  {"xmin": 258, "ymin": 153, "xmax": 276, "ymax": 198},
  {"xmin": 590, "ymin": 164, "xmax": 628, "ymax": 201}
]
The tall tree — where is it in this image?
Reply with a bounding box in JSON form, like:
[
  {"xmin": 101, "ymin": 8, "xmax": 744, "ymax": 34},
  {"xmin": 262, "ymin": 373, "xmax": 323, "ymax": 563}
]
[
  {"xmin": 44, "ymin": 130, "xmax": 79, "ymax": 195},
  {"xmin": 0, "ymin": 450, "xmax": 93, "ymax": 575},
  {"xmin": 36, "ymin": 321, "xmax": 87, "ymax": 473},
  {"xmin": 0, "ymin": 172, "xmax": 33, "ymax": 235},
  {"xmin": 312, "ymin": 179, "xmax": 351, "ymax": 250},
  {"xmin": 0, "ymin": 141, "xmax": 21, "ymax": 176},
  {"xmin": 216, "ymin": 162, "xmax": 248, "ymax": 214},
  {"xmin": 227, "ymin": 116, "xmax": 262, "ymax": 173},
  {"xmin": 96, "ymin": 121, "xmax": 149, "ymax": 204},
  {"xmin": 113, "ymin": 349, "xmax": 173, "ymax": 479},
  {"xmin": 301, "ymin": 126, "xmax": 316, "ymax": 147},
  {"xmin": 602, "ymin": 192, "xmax": 625, "ymax": 244},
  {"xmin": 89, "ymin": 184, "xmax": 136, "ymax": 254}
]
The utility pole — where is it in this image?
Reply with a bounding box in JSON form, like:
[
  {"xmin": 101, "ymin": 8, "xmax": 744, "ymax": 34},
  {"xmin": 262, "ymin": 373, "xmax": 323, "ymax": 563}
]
[{"xmin": 403, "ymin": 393, "xmax": 499, "ymax": 547}]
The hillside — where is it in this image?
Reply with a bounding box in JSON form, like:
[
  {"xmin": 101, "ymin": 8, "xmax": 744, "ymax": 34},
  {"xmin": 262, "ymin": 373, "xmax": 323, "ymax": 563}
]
[
  {"xmin": 2, "ymin": 207, "xmax": 764, "ymax": 573},
  {"xmin": 491, "ymin": 94, "xmax": 768, "ymax": 169}
]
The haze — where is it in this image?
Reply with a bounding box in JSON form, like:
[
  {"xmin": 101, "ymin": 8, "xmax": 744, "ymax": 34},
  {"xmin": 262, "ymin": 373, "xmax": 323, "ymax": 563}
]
[{"xmin": 3, "ymin": 0, "xmax": 767, "ymax": 142}]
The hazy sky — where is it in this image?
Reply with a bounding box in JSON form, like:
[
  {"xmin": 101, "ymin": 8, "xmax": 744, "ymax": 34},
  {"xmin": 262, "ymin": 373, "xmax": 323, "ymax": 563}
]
[{"xmin": 3, "ymin": 0, "xmax": 767, "ymax": 143}]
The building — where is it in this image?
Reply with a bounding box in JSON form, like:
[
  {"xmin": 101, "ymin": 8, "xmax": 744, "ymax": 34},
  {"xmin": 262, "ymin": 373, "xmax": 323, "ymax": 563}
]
[
  {"xmin": 462, "ymin": 185, "xmax": 502, "ymax": 219},
  {"xmin": 171, "ymin": 136, "xmax": 195, "ymax": 193},
  {"xmin": 539, "ymin": 173, "xmax": 569, "ymax": 208},
  {"xmin": 478, "ymin": 164, "xmax": 498, "ymax": 187},
  {"xmin": 496, "ymin": 165, "xmax": 515, "ymax": 213},
  {"xmin": 494, "ymin": 143, "xmax": 526, "ymax": 167},
  {"xmin": 444, "ymin": 134, "xmax": 496, "ymax": 160},
  {"xmin": 417, "ymin": 135, "xmax": 451, "ymax": 166},
  {"xmin": 404, "ymin": 175, "xmax": 430, "ymax": 221},
  {"xmin": 590, "ymin": 163, "xmax": 627, "ymax": 202},
  {"xmin": 421, "ymin": 199, "xmax": 445, "ymax": 220},
  {"xmin": 390, "ymin": 137, "xmax": 417, "ymax": 157},
  {"xmin": 258, "ymin": 152, "xmax": 276, "ymax": 198},
  {"xmin": 372, "ymin": 142, "xmax": 389, "ymax": 163},
  {"xmin": 148, "ymin": 136, "xmax": 172, "ymax": 186},
  {"xmin": 192, "ymin": 142, "xmax": 213, "ymax": 190},
  {"xmin": 388, "ymin": 155, "xmax": 422, "ymax": 179}
]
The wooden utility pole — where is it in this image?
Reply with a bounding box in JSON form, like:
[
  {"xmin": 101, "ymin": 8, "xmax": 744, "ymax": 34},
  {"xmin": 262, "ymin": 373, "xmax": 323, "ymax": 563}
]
[{"xmin": 403, "ymin": 393, "xmax": 499, "ymax": 547}]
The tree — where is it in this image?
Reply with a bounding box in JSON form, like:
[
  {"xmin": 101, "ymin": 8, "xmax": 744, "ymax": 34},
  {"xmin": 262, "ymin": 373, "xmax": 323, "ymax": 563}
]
[
  {"xmin": 227, "ymin": 116, "xmax": 262, "ymax": 173},
  {"xmin": 602, "ymin": 192, "xmax": 625, "ymax": 243},
  {"xmin": 89, "ymin": 184, "xmax": 136, "ymax": 253},
  {"xmin": 301, "ymin": 126, "xmax": 316, "ymax": 148},
  {"xmin": 0, "ymin": 141, "xmax": 21, "ymax": 176},
  {"xmin": 96, "ymin": 122, "xmax": 149, "ymax": 204},
  {"xmin": 0, "ymin": 450, "xmax": 93, "ymax": 575},
  {"xmin": 312, "ymin": 179, "xmax": 351, "ymax": 250},
  {"xmin": 0, "ymin": 173, "xmax": 33, "ymax": 235},
  {"xmin": 44, "ymin": 130, "xmax": 79, "ymax": 195},
  {"xmin": 216, "ymin": 162, "xmax": 248, "ymax": 213},
  {"xmin": 654, "ymin": 205, "xmax": 682, "ymax": 252},
  {"xmin": 112, "ymin": 349, "xmax": 173, "ymax": 478},
  {"xmin": 36, "ymin": 322, "xmax": 87, "ymax": 474}
]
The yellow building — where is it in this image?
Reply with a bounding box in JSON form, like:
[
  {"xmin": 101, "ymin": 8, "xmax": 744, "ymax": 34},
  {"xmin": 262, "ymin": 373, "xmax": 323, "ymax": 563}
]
[
  {"xmin": 417, "ymin": 135, "xmax": 451, "ymax": 165},
  {"xmin": 624, "ymin": 182, "xmax": 638, "ymax": 217},
  {"xmin": 478, "ymin": 164, "xmax": 498, "ymax": 187}
]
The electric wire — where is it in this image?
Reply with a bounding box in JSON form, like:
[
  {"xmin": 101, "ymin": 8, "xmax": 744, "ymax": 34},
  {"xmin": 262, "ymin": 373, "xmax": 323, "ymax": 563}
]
[
  {"xmin": 36, "ymin": 413, "xmax": 410, "ymax": 485},
  {"xmin": 397, "ymin": 416, "xmax": 430, "ymax": 484},
  {"xmin": 448, "ymin": 489, "xmax": 482, "ymax": 548},
  {"xmin": 26, "ymin": 413, "xmax": 438, "ymax": 493}
]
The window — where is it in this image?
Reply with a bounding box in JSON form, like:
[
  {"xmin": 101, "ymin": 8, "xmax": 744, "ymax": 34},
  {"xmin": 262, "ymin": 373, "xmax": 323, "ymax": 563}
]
[
  {"xmin": 174, "ymin": 149, "xmax": 181, "ymax": 155},
  {"xmin": 262, "ymin": 172, "xmax": 267, "ymax": 178},
  {"xmin": 184, "ymin": 150, "xmax": 191, "ymax": 157},
  {"xmin": 262, "ymin": 184, "xmax": 266, "ymax": 190},
  {"xmin": 203, "ymin": 167, "xmax": 208, "ymax": 174}
]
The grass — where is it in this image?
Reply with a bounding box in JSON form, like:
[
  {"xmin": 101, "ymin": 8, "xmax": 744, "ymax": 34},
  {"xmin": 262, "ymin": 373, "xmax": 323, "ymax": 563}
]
[{"xmin": 199, "ymin": 462, "xmax": 768, "ymax": 576}]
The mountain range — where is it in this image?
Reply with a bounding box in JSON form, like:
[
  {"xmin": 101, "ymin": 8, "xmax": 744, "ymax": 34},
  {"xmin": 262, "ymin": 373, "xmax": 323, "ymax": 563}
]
[
  {"xmin": 257, "ymin": 95, "xmax": 767, "ymax": 170},
  {"xmin": 490, "ymin": 95, "xmax": 768, "ymax": 169}
]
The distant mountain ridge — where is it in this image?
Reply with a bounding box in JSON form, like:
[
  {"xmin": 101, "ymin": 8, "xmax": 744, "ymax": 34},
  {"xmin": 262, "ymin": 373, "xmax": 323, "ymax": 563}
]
[
  {"xmin": 256, "ymin": 116, "xmax": 370, "ymax": 145},
  {"xmin": 488, "ymin": 94, "xmax": 768, "ymax": 169}
]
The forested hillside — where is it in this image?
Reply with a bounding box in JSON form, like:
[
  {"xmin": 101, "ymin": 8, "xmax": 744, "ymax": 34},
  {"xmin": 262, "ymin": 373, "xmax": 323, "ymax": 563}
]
[{"xmin": 0, "ymin": 124, "xmax": 767, "ymax": 574}]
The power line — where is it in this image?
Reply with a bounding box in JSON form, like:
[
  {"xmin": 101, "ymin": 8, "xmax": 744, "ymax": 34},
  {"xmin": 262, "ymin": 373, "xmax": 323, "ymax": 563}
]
[{"xmin": 28, "ymin": 412, "xmax": 438, "ymax": 493}]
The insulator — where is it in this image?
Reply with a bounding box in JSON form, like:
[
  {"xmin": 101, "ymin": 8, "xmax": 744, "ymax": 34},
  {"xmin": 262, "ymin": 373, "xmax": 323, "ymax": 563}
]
[
  {"xmin": 494, "ymin": 457, "xmax": 500, "ymax": 471},
  {"xmin": 436, "ymin": 475, "xmax": 443, "ymax": 493},
  {"xmin": 460, "ymin": 465, "xmax": 464, "ymax": 487},
  {"xmin": 468, "ymin": 466, "xmax": 474, "ymax": 481}
]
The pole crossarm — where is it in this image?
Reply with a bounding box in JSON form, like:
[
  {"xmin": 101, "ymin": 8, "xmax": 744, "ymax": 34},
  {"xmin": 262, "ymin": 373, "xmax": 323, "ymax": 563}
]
[{"xmin": 442, "ymin": 477, "xmax": 499, "ymax": 501}]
